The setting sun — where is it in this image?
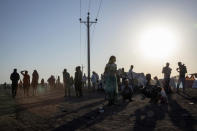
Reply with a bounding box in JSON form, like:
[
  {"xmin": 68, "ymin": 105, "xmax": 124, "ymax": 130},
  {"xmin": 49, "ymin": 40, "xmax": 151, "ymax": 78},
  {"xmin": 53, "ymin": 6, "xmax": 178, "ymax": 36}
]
[{"xmin": 139, "ymin": 27, "xmax": 177, "ymax": 59}]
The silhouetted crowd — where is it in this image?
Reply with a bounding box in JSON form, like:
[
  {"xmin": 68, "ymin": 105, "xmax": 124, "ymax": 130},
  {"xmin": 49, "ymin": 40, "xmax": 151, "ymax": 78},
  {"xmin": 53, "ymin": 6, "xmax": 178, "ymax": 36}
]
[{"xmin": 8, "ymin": 56, "xmax": 189, "ymax": 107}]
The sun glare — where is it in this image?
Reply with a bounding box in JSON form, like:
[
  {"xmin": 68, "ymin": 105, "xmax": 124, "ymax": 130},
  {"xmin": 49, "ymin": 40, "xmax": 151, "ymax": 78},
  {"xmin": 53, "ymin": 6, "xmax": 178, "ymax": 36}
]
[{"xmin": 139, "ymin": 27, "xmax": 177, "ymax": 59}]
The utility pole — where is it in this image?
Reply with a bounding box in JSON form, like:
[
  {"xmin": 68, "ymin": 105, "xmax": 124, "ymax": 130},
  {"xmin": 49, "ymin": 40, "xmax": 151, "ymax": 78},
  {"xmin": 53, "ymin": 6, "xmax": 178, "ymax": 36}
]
[{"xmin": 80, "ymin": 12, "xmax": 97, "ymax": 89}]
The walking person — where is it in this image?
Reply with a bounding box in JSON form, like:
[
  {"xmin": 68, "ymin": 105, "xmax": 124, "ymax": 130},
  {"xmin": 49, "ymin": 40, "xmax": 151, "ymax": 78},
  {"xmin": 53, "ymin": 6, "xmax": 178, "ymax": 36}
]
[
  {"xmin": 32, "ymin": 70, "xmax": 39, "ymax": 96},
  {"xmin": 10, "ymin": 69, "xmax": 20, "ymax": 98},
  {"xmin": 162, "ymin": 62, "xmax": 172, "ymax": 94},
  {"xmin": 63, "ymin": 69, "xmax": 70, "ymax": 97},
  {"xmin": 21, "ymin": 70, "xmax": 30, "ymax": 97},
  {"xmin": 176, "ymin": 62, "xmax": 187, "ymax": 93},
  {"xmin": 74, "ymin": 66, "xmax": 83, "ymax": 97},
  {"xmin": 104, "ymin": 56, "xmax": 118, "ymax": 106}
]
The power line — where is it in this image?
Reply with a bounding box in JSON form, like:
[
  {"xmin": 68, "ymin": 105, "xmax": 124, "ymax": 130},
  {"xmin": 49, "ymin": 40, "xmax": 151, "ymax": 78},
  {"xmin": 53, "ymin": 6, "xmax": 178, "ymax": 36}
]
[
  {"xmin": 80, "ymin": 0, "xmax": 82, "ymax": 18},
  {"xmin": 90, "ymin": 0, "xmax": 103, "ymax": 46},
  {"xmin": 80, "ymin": 22, "xmax": 82, "ymax": 65},
  {"xmin": 79, "ymin": 0, "xmax": 82, "ymax": 65},
  {"xmin": 88, "ymin": 0, "xmax": 91, "ymax": 13},
  {"xmin": 96, "ymin": 0, "xmax": 103, "ymax": 19}
]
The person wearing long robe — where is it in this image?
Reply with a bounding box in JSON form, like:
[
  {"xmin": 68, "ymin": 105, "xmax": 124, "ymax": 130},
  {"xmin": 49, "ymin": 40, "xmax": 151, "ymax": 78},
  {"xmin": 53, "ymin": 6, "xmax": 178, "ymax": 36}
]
[
  {"xmin": 74, "ymin": 66, "xmax": 83, "ymax": 97},
  {"xmin": 104, "ymin": 56, "xmax": 118, "ymax": 105},
  {"xmin": 32, "ymin": 70, "xmax": 39, "ymax": 96}
]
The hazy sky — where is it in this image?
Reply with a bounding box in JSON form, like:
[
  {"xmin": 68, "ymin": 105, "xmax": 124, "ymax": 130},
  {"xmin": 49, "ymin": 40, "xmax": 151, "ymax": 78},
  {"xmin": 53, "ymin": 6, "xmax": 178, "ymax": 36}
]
[{"xmin": 0, "ymin": 0, "xmax": 197, "ymax": 83}]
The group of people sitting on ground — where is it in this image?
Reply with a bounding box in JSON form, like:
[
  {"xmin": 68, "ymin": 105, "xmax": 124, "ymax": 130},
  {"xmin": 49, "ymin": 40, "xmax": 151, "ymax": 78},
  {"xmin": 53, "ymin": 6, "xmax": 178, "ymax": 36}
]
[{"xmin": 104, "ymin": 55, "xmax": 188, "ymax": 106}]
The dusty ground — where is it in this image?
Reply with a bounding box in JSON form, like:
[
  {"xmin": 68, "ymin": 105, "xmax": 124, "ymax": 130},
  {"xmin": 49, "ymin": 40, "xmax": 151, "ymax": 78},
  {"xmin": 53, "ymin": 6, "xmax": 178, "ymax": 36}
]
[{"xmin": 0, "ymin": 86, "xmax": 196, "ymax": 131}]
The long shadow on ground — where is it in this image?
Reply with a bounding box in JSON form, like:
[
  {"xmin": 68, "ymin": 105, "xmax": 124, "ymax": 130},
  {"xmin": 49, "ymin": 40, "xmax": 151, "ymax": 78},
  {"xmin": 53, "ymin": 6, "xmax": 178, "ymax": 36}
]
[
  {"xmin": 53, "ymin": 102, "xmax": 129, "ymax": 131},
  {"xmin": 168, "ymin": 94, "xmax": 196, "ymax": 131},
  {"xmin": 15, "ymin": 97, "xmax": 64, "ymax": 112},
  {"xmin": 132, "ymin": 103, "xmax": 168, "ymax": 131},
  {"xmin": 177, "ymin": 92, "xmax": 197, "ymax": 104},
  {"xmin": 66, "ymin": 92, "xmax": 105, "ymax": 104},
  {"xmin": 51, "ymin": 99, "xmax": 106, "ymax": 120}
]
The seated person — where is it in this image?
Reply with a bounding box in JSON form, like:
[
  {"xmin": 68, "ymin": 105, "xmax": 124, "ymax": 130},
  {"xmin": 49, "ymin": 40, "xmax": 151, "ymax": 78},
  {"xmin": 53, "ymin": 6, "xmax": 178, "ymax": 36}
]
[
  {"xmin": 141, "ymin": 74, "xmax": 161, "ymax": 103},
  {"xmin": 154, "ymin": 76, "xmax": 161, "ymax": 87},
  {"xmin": 121, "ymin": 79, "xmax": 133, "ymax": 102}
]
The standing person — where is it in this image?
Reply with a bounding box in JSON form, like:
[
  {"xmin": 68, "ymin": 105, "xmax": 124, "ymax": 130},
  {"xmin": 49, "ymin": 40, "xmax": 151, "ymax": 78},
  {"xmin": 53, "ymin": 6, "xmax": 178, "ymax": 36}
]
[
  {"xmin": 56, "ymin": 76, "xmax": 61, "ymax": 88},
  {"xmin": 121, "ymin": 68, "xmax": 127, "ymax": 86},
  {"xmin": 21, "ymin": 70, "xmax": 30, "ymax": 97},
  {"xmin": 82, "ymin": 74, "xmax": 87, "ymax": 88},
  {"xmin": 10, "ymin": 69, "xmax": 20, "ymax": 98},
  {"xmin": 99, "ymin": 74, "xmax": 105, "ymax": 91},
  {"xmin": 104, "ymin": 56, "xmax": 118, "ymax": 105},
  {"xmin": 63, "ymin": 69, "xmax": 70, "ymax": 97},
  {"xmin": 47, "ymin": 76, "xmax": 51, "ymax": 88},
  {"xmin": 41, "ymin": 78, "xmax": 45, "ymax": 87},
  {"xmin": 162, "ymin": 62, "xmax": 172, "ymax": 94},
  {"xmin": 68, "ymin": 76, "xmax": 74, "ymax": 97},
  {"xmin": 116, "ymin": 70, "xmax": 121, "ymax": 91},
  {"xmin": 48, "ymin": 75, "xmax": 55, "ymax": 88},
  {"xmin": 91, "ymin": 72, "xmax": 98, "ymax": 90},
  {"xmin": 32, "ymin": 70, "xmax": 39, "ymax": 96},
  {"xmin": 74, "ymin": 66, "xmax": 83, "ymax": 97},
  {"xmin": 3, "ymin": 82, "xmax": 7, "ymax": 89},
  {"xmin": 176, "ymin": 62, "xmax": 187, "ymax": 93},
  {"xmin": 128, "ymin": 65, "xmax": 134, "ymax": 86},
  {"xmin": 51, "ymin": 75, "xmax": 55, "ymax": 88}
]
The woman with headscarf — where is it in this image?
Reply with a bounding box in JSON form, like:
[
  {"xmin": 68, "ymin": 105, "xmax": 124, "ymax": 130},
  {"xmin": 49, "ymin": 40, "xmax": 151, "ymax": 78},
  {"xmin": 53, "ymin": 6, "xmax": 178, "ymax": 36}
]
[{"xmin": 104, "ymin": 56, "xmax": 118, "ymax": 105}]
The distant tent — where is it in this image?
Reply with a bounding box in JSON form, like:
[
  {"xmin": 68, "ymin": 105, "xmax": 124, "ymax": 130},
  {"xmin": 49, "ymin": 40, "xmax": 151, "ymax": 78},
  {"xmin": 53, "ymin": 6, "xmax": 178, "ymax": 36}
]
[{"xmin": 192, "ymin": 80, "xmax": 197, "ymax": 88}]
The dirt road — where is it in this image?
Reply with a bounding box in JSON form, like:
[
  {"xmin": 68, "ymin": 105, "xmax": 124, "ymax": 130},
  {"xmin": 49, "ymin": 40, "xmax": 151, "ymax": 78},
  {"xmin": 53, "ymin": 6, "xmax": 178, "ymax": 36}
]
[{"xmin": 0, "ymin": 86, "xmax": 196, "ymax": 131}]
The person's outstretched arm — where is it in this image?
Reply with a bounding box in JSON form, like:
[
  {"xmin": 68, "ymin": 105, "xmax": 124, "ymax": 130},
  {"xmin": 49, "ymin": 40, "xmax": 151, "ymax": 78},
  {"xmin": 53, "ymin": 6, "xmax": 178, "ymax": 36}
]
[{"xmin": 21, "ymin": 71, "xmax": 25, "ymax": 75}]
